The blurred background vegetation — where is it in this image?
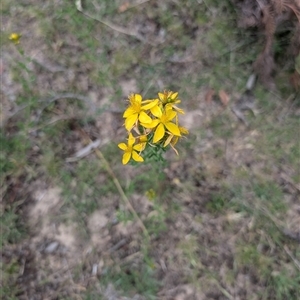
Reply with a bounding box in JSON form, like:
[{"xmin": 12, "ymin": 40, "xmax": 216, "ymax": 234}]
[{"xmin": 1, "ymin": 0, "xmax": 299, "ymax": 299}]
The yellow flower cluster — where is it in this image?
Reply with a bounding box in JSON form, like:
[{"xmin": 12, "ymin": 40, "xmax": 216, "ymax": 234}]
[{"xmin": 118, "ymin": 91, "xmax": 188, "ymax": 165}]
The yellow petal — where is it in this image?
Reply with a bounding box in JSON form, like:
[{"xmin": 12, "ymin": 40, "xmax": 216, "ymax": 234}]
[
  {"xmin": 165, "ymin": 110, "xmax": 177, "ymax": 121},
  {"xmin": 164, "ymin": 104, "xmax": 173, "ymax": 111},
  {"xmin": 122, "ymin": 152, "xmax": 131, "ymax": 164},
  {"xmin": 153, "ymin": 123, "xmax": 165, "ymax": 143},
  {"xmin": 150, "ymin": 105, "xmax": 162, "ymax": 118},
  {"xmin": 134, "ymin": 94, "xmax": 142, "ymax": 103},
  {"xmin": 128, "ymin": 133, "xmax": 136, "ymax": 147},
  {"xmin": 163, "ymin": 134, "xmax": 173, "ymax": 147},
  {"xmin": 133, "ymin": 143, "xmax": 144, "ymax": 151},
  {"xmin": 128, "ymin": 93, "xmax": 135, "ymax": 104},
  {"xmin": 171, "ymin": 136, "xmax": 179, "ymax": 146},
  {"xmin": 170, "ymin": 92, "xmax": 178, "ymax": 100},
  {"xmin": 118, "ymin": 143, "xmax": 127, "ymax": 150},
  {"xmin": 141, "ymin": 99, "xmax": 159, "ymax": 110},
  {"xmin": 165, "ymin": 122, "xmax": 181, "ymax": 136},
  {"xmin": 125, "ymin": 114, "xmax": 138, "ymax": 131},
  {"xmin": 165, "ymin": 103, "xmax": 184, "ymax": 114},
  {"xmin": 158, "ymin": 93, "xmax": 165, "ymax": 102},
  {"xmin": 123, "ymin": 107, "xmax": 136, "ymax": 118},
  {"xmin": 141, "ymin": 99, "xmax": 152, "ymax": 104},
  {"xmin": 141, "ymin": 119, "xmax": 160, "ymax": 129},
  {"xmin": 132, "ymin": 151, "xmax": 144, "ymax": 162},
  {"xmin": 139, "ymin": 111, "xmax": 152, "ymax": 124}
]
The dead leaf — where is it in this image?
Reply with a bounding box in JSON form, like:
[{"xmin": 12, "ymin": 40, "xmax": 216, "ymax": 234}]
[
  {"xmin": 205, "ymin": 88, "xmax": 215, "ymax": 104},
  {"xmin": 219, "ymin": 90, "xmax": 230, "ymax": 106},
  {"xmin": 118, "ymin": 2, "xmax": 130, "ymax": 13}
]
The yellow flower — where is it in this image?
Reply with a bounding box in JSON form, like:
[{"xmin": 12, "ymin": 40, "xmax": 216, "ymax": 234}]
[
  {"xmin": 142, "ymin": 107, "xmax": 181, "ymax": 143},
  {"xmin": 158, "ymin": 91, "xmax": 180, "ymax": 105},
  {"xmin": 123, "ymin": 94, "xmax": 158, "ymax": 131},
  {"xmin": 9, "ymin": 33, "xmax": 21, "ymax": 44},
  {"xmin": 118, "ymin": 133, "xmax": 144, "ymax": 164},
  {"xmin": 158, "ymin": 91, "xmax": 184, "ymax": 114},
  {"xmin": 145, "ymin": 189, "xmax": 156, "ymax": 200}
]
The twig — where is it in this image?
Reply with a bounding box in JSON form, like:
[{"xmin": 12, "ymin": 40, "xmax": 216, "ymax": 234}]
[
  {"xmin": 79, "ymin": 129, "xmax": 150, "ymax": 239},
  {"xmin": 280, "ymin": 172, "xmax": 300, "ymax": 192},
  {"xmin": 259, "ymin": 206, "xmax": 300, "ymax": 245},
  {"xmin": 31, "ymin": 57, "xmax": 65, "ymax": 73},
  {"xmin": 141, "ymin": 68, "xmax": 164, "ymax": 96},
  {"xmin": 66, "ymin": 139, "xmax": 102, "ymax": 162},
  {"xmin": 198, "ymin": 0, "xmax": 214, "ymax": 14},
  {"xmin": 282, "ymin": 229, "xmax": 300, "ymax": 243},
  {"xmin": 62, "ymin": 257, "xmax": 85, "ymax": 298},
  {"xmin": 94, "ymin": 148, "xmax": 150, "ymax": 239},
  {"xmin": 36, "ymin": 93, "xmax": 96, "ymax": 122},
  {"xmin": 29, "ymin": 115, "xmax": 79, "ymax": 133},
  {"xmin": 277, "ymin": 94, "xmax": 297, "ymax": 122},
  {"xmin": 120, "ymin": 251, "xmax": 142, "ymax": 265},
  {"xmin": 6, "ymin": 103, "xmax": 30, "ymax": 119},
  {"xmin": 260, "ymin": 206, "xmax": 286, "ymax": 229},
  {"xmin": 212, "ymin": 278, "xmax": 234, "ymax": 300},
  {"xmin": 63, "ymin": 257, "xmax": 77, "ymax": 286},
  {"xmin": 283, "ymin": 245, "xmax": 300, "ymax": 271},
  {"xmin": 76, "ymin": 1, "xmax": 149, "ymax": 44},
  {"xmin": 7, "ymin": 93, "xmax": 122, "ymax": 131},
  {"xmin": 109, "ymin": 238, "xmax": 127, "ymax": 252},
  {"xmin": 6, "ymin": 93, "xmax": 98, "ymax": 123}
]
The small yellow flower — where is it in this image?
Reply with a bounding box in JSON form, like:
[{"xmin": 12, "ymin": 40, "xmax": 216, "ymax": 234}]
[
  {"xmin": 158, "ymin": 91, "xmax": 184, "ymax": 114},
  {"xmin": 158, "ymin": 91, "xmax": 180, "ymax": 105},
  {"xmin": 136, "ymin": 134, "xmax": 148, "ymax": 150},
  {"xmin": 118, "ymin": 133, "xmax": 144, "ymax": 164},
  {"xmin": 123, "ymin": 94, "xmax": 158, "ymax": 131},
  {"xmin": 145, "ymin": 189, "xmax": 156, "ymax": 200},
  {"xmin": 9, "ymin": 33, "xmax": 21, "ymax": 44},
  {"xmin": 142, "ymin": 108, "xmax": 181, "ymax": 143}
]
